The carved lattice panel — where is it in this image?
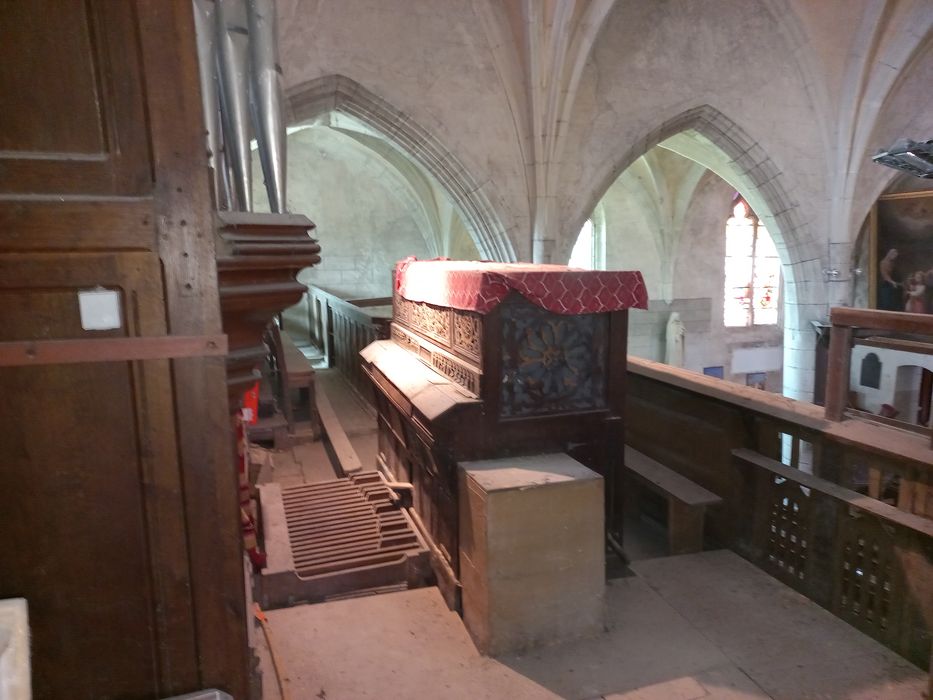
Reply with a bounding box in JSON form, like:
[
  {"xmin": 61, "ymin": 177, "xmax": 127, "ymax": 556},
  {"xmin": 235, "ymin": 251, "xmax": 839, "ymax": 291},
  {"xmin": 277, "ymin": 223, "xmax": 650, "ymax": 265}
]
[
  {"xmin": 762, "ymin": 476, "xmax": 811, "ymax": 588},
  {"xmin": 835, "ymin": 513, "xmax": 898, "ymax": 641}
]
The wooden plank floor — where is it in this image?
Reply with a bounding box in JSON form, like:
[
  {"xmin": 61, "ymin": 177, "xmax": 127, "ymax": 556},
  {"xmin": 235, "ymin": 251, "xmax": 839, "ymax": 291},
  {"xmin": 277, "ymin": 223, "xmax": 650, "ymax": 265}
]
[{"xmin": 256, "ymin": 549, "xmax": 927, "ymax": 699}]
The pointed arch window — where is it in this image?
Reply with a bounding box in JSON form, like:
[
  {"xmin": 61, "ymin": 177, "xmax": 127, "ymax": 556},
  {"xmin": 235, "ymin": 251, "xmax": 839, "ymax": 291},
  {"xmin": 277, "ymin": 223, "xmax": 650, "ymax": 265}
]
[
  {"xmin": 724, "ymin": 199, "xmax": 781, "ymax": 327},
  {"xmin": 569, "ymin": 219, "xmax": 595, "ymax": 269}
]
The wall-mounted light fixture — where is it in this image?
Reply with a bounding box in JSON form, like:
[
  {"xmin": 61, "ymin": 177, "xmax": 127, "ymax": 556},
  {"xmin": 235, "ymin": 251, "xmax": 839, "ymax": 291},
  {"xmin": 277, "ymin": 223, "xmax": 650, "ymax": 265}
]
[{"xmin": 872, "ymin": 138, "xmax": 933, "ymax": 178}]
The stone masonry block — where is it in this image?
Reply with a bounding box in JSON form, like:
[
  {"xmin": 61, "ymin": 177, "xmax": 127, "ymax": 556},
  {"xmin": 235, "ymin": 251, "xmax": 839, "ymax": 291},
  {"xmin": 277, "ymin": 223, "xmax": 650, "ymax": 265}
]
[{"xmin": 459, "ymin": 454, "xmax": 605, "ymax": 656}]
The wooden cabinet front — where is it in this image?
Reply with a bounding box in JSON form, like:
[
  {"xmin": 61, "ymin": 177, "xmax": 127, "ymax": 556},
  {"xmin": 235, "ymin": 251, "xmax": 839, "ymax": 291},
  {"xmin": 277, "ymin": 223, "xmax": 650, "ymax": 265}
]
[{"xmin": 0, "ymin": 1, "xmax": 151, "ymax": 196}]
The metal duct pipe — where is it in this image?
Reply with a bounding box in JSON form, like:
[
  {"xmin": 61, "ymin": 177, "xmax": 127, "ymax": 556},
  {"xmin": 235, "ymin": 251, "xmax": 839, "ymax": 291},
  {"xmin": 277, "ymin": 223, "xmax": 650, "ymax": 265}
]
[
  {"xmin": 248, "ymin": 0, "xmax": 287, "ymax": 213},
  {"xmin": 216, "ymin": 0, "xmax": 253, "ymax": 211},
  {"xmin": 192, "ymin": 0, "xmax": 232, "ymax": 210}
]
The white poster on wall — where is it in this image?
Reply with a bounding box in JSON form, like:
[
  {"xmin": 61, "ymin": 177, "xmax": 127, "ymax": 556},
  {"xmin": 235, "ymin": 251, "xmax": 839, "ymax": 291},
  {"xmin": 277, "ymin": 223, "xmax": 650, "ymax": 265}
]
[{"xmin": 731, "ymin": 346, "xmax": 782, "ymax": 374}]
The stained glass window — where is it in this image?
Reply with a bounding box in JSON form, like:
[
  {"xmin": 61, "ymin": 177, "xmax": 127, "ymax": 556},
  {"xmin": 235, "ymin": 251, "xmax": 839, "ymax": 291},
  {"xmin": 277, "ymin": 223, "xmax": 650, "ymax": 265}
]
[{"xmin": 724, "ymin": 199, "xmax": 781, "ymax": 327}]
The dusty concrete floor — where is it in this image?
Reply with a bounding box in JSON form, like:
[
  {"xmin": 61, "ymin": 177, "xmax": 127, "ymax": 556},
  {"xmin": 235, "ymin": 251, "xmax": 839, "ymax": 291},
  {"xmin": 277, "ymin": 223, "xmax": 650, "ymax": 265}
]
[
  {"xmin": 250, "ymin": 370, "xmax": 926, "ymax": 699},
  {"xmin": 253, "ymin": 550, "xmax": 926, "ymax": 700}
]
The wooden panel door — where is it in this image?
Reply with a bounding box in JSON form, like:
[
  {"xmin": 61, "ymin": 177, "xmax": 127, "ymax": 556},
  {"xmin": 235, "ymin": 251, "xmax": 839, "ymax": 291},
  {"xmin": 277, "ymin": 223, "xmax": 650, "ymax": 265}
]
[
  {"xmin": 0, "ymin": 253, "xmax": 199, "ymax": 699},
  {"xmin": 0, "ymin": 0, "xmax": 151, "ymax": 195},
  {"xmin": 0, "ymin": 1, "xmax": 250, "ymax": 697}
]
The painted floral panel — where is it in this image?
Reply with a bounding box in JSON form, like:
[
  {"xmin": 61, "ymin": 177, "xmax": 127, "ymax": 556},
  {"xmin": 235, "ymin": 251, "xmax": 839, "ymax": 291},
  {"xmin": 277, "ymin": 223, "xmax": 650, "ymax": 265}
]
[{"xmin": 500, "ymin": 298, "xmax": 608, "ymax": 418}]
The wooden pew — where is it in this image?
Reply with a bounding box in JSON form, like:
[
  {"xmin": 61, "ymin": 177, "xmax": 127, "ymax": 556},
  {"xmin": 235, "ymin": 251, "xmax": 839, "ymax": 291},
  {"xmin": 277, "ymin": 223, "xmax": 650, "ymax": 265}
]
[
  {"xmin": 624, "ymin": 445, "xmax": 722, "ymax": 555},
  {"xmin": 258, "ymin": 323, "xmax": 320, "ymax": 445}
]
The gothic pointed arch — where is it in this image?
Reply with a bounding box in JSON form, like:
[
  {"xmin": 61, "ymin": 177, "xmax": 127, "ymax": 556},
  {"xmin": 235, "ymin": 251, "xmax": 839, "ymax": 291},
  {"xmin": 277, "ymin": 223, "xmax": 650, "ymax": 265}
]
[
  {"xmin": 571, "ymin": 104, "xmax": 823, "ymax": 400},
  {"xmin": 571, "ymin": 104, "xmax": 820, "ymax": 289},
  {"xmin": 285, "ymin": 75, "xmax": 516, "ymax": 262}
]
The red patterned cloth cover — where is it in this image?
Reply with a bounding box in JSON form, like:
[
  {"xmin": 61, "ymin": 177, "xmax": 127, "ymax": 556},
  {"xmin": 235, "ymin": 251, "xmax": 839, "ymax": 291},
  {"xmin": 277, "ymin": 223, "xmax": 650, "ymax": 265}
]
[{"xmin": 395, "ymin": 258, "xmax": 648, "ymax": 315}]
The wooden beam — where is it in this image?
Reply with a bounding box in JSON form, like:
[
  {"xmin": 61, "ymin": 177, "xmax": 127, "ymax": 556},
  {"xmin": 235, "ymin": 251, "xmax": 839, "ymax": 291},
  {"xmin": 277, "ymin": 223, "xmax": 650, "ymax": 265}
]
[
  {"xmin": 825, "ymin": 325, "xmax": 853, "ymax": 421},
  {"xmin": 846, "ymin": 408, "xmax": 932, "ymax": 438},
  {"xmin": 316, "ymin": 382, "xmax": 364, "ymax": 475},
  {"xmin": 857, "ymin": 336, "xmax": 933, "ymax": 356},
  {"xmin": 0, "ymin": 198, "xmax": 156, "ymax": 251},
  {"xmin": 0, "ymin": 335, "xmax": 226, "ymax": 367},
  {"xmin": 137, "ymin": 0, "xmax": 249, "ymax": 696}
]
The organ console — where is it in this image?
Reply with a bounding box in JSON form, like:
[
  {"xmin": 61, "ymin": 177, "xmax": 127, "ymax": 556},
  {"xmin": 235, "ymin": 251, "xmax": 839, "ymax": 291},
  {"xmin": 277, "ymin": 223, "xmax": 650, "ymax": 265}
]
[{"xmin": 362, "ymin": 259, "xmax": 647, "ymax": 606}]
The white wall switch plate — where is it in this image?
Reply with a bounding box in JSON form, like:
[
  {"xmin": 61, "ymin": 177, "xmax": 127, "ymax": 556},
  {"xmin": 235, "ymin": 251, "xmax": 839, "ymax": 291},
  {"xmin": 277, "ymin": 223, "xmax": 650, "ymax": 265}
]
[{"xmin": 78, "ymin": 289, "xmax": 122, "ymax": 331}]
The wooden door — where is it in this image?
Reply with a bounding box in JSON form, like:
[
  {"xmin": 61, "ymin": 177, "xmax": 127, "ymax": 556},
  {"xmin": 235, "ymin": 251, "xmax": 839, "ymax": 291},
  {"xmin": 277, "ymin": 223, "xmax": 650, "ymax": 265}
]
[
  {"xmin": 0, "ymin": 1, "xmax": 151, "ymax": 196},
  {"xmin": 0, "ymin": 254, "xmax": 198, "ymax": 698},
  {"xmin": 0, "ymin": 2, "xmax": 248, "ymax": 698}
]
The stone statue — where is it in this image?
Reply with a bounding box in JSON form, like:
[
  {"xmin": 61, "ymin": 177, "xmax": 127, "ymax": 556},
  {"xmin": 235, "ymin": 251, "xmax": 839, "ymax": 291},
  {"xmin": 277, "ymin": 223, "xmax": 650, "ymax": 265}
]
[{"xmin": 665, "ymin": 312, "xmax": 686, "ymax": 368}]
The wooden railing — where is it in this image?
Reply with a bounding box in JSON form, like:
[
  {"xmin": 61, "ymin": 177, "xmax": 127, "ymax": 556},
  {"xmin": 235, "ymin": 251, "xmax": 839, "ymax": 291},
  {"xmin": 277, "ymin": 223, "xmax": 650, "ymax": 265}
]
[
  {"xmin": 629, "ymin": 356, "xmax": 932, "ymax": 519},
  {"xmin": 825, "ymin": 307, "xmax": 933, "ymax": 448},
  {"xmin": 306, "ymin": 286, "xmax": 391, "ymax": 401},
  {"xmin": 734, "ymin": 448, "xmax": 932, "ymax": 668},
  {"xmin": 626, "ymin": 356, "xmax": 932, "ymax": 672}
]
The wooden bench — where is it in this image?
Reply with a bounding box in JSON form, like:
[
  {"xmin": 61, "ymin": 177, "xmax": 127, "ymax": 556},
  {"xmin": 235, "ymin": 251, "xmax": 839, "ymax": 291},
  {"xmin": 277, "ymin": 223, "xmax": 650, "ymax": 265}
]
[
  {"xmin": 623, "ymin": 445, "xmax": 722, "ymax": 555},
  {"xmin": 254, "ymin": 323, "xmax": 321, "ymax": 447},
  {"xmin": 278, "ymin": 326, "xmax": 321, "ymax": 438}
]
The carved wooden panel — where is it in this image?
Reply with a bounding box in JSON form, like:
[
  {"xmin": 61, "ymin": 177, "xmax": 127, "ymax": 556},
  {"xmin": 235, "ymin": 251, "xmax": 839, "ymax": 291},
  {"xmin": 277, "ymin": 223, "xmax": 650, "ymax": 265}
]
[
  {"xmin": 499, "ymin": 297, "xmax": 608, "ymax": 418},
  {"xmin": 0, "ymin": 0, "xmax": 151, "ymax": 196},
  {"xmin": 395, "ymin": 295, "xmax": 452, "ymax": 346},
  {"xmin": 452, "ymin": 311, "xmax": 482, "ymax": 362},
  {"xmin": 391, "ymin": 324, "xmax": 482, "ymax": 395}
]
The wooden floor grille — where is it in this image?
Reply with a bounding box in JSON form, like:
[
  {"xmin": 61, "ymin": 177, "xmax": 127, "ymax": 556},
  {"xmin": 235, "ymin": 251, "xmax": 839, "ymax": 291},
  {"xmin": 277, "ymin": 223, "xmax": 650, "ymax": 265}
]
[{"xmin": 281, "ymin": 471, "xmax": 427, "ymax": 584}]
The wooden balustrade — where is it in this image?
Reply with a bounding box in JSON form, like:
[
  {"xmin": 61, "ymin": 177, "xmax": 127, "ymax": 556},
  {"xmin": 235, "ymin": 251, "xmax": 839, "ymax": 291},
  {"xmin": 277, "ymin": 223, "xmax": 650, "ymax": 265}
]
[
  {"xmin": 824, "ymin": 307, "xmax": 933, "ymax": 451},
  {"xmin": 630, "ymin": 354, "xmax": 933, "ymax": 520},
  {"xmin": 626, "ymin": 356, "xmax": 932, "ymax": 672},
  {"xmin": 733, "ymin": 448, "xmax": 932, "ymax": 668},
  {"xmin": 306, "ymin": 285, "xmax": 391, "ymax": 401}
]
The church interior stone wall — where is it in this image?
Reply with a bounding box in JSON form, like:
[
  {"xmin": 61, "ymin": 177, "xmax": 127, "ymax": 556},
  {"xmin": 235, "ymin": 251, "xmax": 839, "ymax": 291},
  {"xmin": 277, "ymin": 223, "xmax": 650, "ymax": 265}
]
[{"xmin": 272, "ymin": 0, "xmax": 932, "ymax": 401}]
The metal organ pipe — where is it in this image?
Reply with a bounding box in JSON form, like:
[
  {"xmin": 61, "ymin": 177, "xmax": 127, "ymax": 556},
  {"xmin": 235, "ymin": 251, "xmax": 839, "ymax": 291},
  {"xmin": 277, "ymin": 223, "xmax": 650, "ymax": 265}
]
[
  {"xmin": 215, "ymin": 0, "xmax": 254, "ymax": 212},
  {"xmin": 193, "ymin": 0, "xmax": 289, "ymax": 213},
  {"xmin": 248, "ymin": 0, "xmax": 287, "ymax": 213}
]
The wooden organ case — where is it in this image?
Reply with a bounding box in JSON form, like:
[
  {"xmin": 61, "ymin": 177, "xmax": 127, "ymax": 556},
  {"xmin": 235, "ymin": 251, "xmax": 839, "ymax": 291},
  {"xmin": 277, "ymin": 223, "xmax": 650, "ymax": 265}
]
[{"xmin": 361, "ymin": 260, "xmax": 647, "ymax": 606}]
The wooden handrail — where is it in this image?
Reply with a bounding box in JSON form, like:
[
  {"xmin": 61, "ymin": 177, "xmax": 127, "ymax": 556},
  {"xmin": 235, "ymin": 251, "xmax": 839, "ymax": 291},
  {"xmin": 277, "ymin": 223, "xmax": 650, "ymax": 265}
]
[
  {"xmin": 629, "ymin": 355, "xmax": 932, "ymax": 469},
  {"xmin": 733, "ymin": 448, "xmax": 933, "ymax": 537},
  {"xmin": 306, "ymin": 285, "xmax": 391, "ymax": 404},
  {"xmin": 830, "ymin": 307, "xmax": 933, "ymax": 335},
  {"xmin": 729, "ymin": 447, "xmax": 932, "ymax": 669},
  {"xmin": 628, "ymin": 357, "xmax": 933, "ymax": 666},
  {"xmin": 824, "ymin": 307, "xmax": 933, "ymax": 449}
]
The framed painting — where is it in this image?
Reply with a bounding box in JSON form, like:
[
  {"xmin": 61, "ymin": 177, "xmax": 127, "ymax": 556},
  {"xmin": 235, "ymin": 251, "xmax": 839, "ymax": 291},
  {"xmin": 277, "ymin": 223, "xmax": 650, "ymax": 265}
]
[{"xmin": 870, "ymin": 189, "xmax": 933, "ymax": 312}]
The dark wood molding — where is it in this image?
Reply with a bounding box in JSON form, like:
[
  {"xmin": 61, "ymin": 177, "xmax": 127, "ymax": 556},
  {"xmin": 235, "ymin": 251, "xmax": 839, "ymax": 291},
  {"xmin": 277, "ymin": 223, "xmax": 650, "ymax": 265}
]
[
  {"xmin": 830, "ymin": 307, "xmax": 933, "ymax": 335},
  {"xmin": 215, "ymin": 210, "xmax": 319, "ymax": 405}
]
